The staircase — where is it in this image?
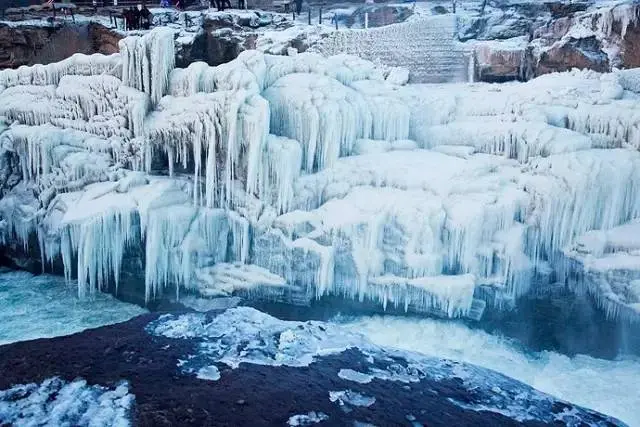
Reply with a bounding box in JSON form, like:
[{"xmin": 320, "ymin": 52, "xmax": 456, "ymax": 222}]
[{"xmin": 313, "ymin": 14, "xmax": 471, "ymax": 84}]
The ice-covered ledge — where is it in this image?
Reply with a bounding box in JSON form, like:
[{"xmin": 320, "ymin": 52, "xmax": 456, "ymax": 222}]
[
  {"xmin": 563, "ymin": 220, "xmax": 640, "ymax": 322},
  {"xmin": 1, "ymin": 27, "xmax": 640, "ymax": 322}
]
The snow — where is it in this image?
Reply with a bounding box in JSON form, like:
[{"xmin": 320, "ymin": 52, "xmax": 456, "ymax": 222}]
[
  {"xmin": 338, "ymin": 369, "xmax": 374, "ymax": 384},
  {"xmin": 338, "ymin": 314, "xmax": 640, "ymax": 427},
  {"xmin": 0, "ymin": 271, "xmax": 146, "ymax": 346},
  {"xmin": 0, "ymin": 377, "xmax": 134, "ymax": 427},
  {"xmin": 329, "ymin": 390, "xmax": 376, "ymax": 408},
  {"xmin": 287, "ymin": 411, "xmax": 329, "ymax": 426},
  {"xmin": 196, "ymin": 365, "xmax": 221, "ymax": 381}
]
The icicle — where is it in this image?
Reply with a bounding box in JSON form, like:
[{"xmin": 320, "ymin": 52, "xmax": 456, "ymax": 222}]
[
  {"xmin": 66, "ymin": 207, "xmax": 139, "ymax": 298},
  {"xmin": 259, "ymin": 135, "xmax": 303, "ymax": 214}
]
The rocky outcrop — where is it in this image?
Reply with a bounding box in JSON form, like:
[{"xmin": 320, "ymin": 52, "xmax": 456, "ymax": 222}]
[
  {"xmin": 535, "ymin": 35, "xmax": 609, "ymax": 75},
  {"xmin": 473, "ymin": 38, "xmax": 532, "ymax": 82},
  {"xmin": 0, "ymin": 10, "xmax": 301, "ymax": 70},
  {"xmin": 469, "ymin": 1, "xmax": 640, "ymax": 82},
  {"xmin": 0, "ymin": 308, "xmax": 628, "ymax": 426},
  {"xmin": 0, "ymin": 21, "xmax": 122, "ymax": 68},
  {"xmin": 89, "ymin": 22, "xmax": 123, "ymax": 55}
]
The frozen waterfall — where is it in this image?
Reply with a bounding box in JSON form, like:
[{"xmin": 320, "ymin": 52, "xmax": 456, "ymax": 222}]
[{"xmin": 1, "ymin": 28, "xmax": 640, "ymax": 321}]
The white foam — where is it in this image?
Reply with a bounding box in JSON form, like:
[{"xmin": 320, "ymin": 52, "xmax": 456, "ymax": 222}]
[{"xmin": 336, "ymin": 315, "xmax": 640, "ymax": 427}]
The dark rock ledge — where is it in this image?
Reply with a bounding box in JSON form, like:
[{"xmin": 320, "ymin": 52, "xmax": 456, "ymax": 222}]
[{"xmin": 0, "ymin": 308, "xmax": 625, "ymax": 427}]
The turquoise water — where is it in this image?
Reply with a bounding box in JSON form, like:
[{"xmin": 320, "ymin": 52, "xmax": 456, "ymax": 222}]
[{"xmin": 0, "ymin": 270, "xmax": 147, "ymax": 346}]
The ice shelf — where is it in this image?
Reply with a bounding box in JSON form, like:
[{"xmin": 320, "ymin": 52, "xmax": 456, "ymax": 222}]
[{"xmin": 2, "ymin": 27, "xmax": 640, "ymax": 321}]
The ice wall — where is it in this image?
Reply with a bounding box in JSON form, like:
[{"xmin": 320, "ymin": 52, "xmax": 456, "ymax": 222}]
[{"xmin": 2, "ymin": 27, "xmax": 640, "ymax": 321}]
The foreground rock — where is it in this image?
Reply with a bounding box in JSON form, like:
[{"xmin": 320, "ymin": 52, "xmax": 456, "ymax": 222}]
[{"xmin": 0, "ymin": 307, "xmax": 625, "ymax": 426}]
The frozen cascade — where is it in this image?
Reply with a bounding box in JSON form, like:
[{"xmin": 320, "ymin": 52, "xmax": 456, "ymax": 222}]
[
  {"xmin": 119, "ymin": 28, "xmax": 176, "ymax": 106},
  {"xmin": 562, "ymin": 220, "xmax": 640, "ymax": 321},
  {"xmin": 145, "ymin": 90, "xmax": 269, "ymax": 208},
  {"xmin": 524, "ymin": 150, "xmax": 640, "ymax": 268},
  {"xmin": 3, "ymin": 39, "xmax": 640, "ymax": 320},
  {"xmin": 259, "ymin": 135, "xmax": 302, "ymax": 214},
  {"xmin": 1, "ymin": 125, "xmax": 119, "ymax": 183},
  {"xmin": 264, "ymin": 73, "xmax": 372, "ymax": 172},
  {"xmin": 596, "ymin": 2, "xmax": 640, "ymax": 39},
  {"xmin": 64, "ymin": 205, "xmax": 138, "ymax": 298},
  {"xmin": 420, "ymin": 120, "xmax": 593, "ymax": 162},
  {"xmin": 144, "ymin": 206, "xmax": 230, "ymax": 300}
]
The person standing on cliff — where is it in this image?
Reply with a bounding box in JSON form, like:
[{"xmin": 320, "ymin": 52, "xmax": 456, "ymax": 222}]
[
  {"xmin": 123, "ymin": 7, "xmax": 133, "ymax": 30},
  {"xmin": 140, "ymin": 3, "xmax": 152, "ymax": 29}
]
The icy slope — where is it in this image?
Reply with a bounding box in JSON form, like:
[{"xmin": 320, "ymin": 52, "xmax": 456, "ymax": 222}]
[
  {"xmin": 1, "ymin": 28, "xmax": 640, "ymax": 321},
  {"xmin": 313, "ymin": 14, "xmax": 471, "ymax": 83}
]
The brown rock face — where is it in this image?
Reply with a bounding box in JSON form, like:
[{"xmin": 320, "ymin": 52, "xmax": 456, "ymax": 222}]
[
  {"xmin": 474, "ymin": 42, "xmax": 533, "ymax": 82},
  {"xmin": 536, "ymin": 36, "xmax": 609, "ymax": 76},
  {"xmin": 89, "ymin": 23, "xmax": 123, "ymax": 55},
  {"xmin": 0, "ymin": 22, "xmax": 122, "ymax": 69},
  {"xmin": 620, "ymin": 14, "xmax": 640, "ymax": 67},
  {"xmin": 469, "ymin": 2, "xmax": 639, "ymax": 82}
]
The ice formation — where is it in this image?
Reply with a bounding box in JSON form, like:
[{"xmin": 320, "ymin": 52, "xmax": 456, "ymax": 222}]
[
  {"xmin": 0, "ymin": 377, "xmax": 134, "ymax": 427},
  {"xmin": 563, "ymin": 220, "xmax": 640, "ymax": 321},
  {"xmin": 287, "ymin": 411, "xmax": 329, "ymax": 426},
  {"xmin": 1, "ymin": 26, "xmax": 640, "ymax": 321}
]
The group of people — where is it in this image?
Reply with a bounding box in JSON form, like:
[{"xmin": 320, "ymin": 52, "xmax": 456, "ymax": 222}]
[
  {"xmin": 160, "ymin": 0, "xmax": 184, "ymax": 9},
  {"xmin": 123, "ymin": 4, "xmax": 152, "ymax": 30},
  {"xmin": 209, "ymin": 0, "xmax": 244, "ymax": 11}
]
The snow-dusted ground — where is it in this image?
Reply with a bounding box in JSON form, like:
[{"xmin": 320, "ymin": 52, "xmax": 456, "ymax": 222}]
[
  {"xmin": 0, "ymin": 271, "xmax": 146, "ymax": 346},
  {"xmin": 148, "ymin": 306, "xmax": 626, "ymax": 426},
  {"xmin": 336, "ymin": 315, "xmax": 640, "ymax": 427},
  {"xmin": 0, "ymin": 377, "xmax": 134, "ymax": 427}
]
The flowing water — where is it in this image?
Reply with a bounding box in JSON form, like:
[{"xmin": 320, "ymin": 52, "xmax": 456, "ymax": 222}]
[
  {"xmin": 0, "ymin": 270, "xmax": 147, "ymax": 346},
  {"xmin": 334, "ymin": 315, "xmax": 640, "ymax": 427}
]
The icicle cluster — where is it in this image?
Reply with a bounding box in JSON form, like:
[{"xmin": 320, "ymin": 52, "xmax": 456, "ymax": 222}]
[
  {"xmin": 258, "ymin": 135, "xmax": 302, "ymax": 214},
  {"xmin": 120, "ymin": 27, "xmax": 176, "ymax": 106}
]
